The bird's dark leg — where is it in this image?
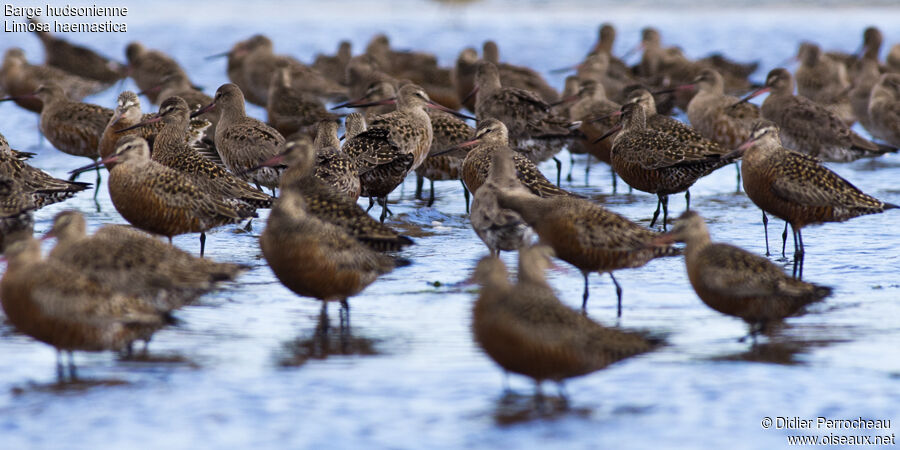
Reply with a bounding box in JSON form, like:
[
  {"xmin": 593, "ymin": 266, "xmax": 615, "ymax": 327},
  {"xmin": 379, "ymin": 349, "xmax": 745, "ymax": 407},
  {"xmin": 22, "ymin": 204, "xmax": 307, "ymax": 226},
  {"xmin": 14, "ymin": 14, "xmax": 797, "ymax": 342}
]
[
  {"xmin": 255, "ymin": 182, "xmax": 263, "ymax": 192},
  {"xmin": 553, "ymin": 156, "xmax": 562, "ymax": 187},
  {"xmin": 584, "ymin": 154, "xmax": 592, "ymax": 185},
  {"xmin": 763, "ymin": 211, "xmax": 770, "ymax": 256},
  {"xmin": 610, "ymin": 272, "xmax": 623, "ymax": 318},
  {"xmin": 661, "ymin": 194, "xmax": 669, "ymax": 231},
  {"xmin": 581, "ymin": 271, "xmax": 590, "ymax": 312},
  {"xmin": 734, "ymin": 162, "xmax": 742, "ymax": 192},
  {"xmin": 167, "ymin": 236, "xmax": 173, "ymax": 246},
  {"xmin": 93, "ymin": 165, "xmax": 102, "ymax": 201},
  {"xmin": 684, "ymin": 190, "xmax": 691, "ymax": 211},
  {"xmin": 650, "ymin": 196, "xmax": 662, "ymax": 228},
  {"xmin": 67, "ymin": 351, "xmax": 77, "ymax": 381},
  {"xmin": 796, "ymin": 229, "xmax": 804, "ymax": 280},
  {"xmin": 427, "ymin": 180, "xmax": 436, "ymax": 207},
  {"xmin": 462, "ymin": 181, "xmax": 471, "ymax": 214},
  {"xmin": 340, "ymin": 298, "xmax": 351, "ymax": 334},
  {"xmin": 781, "ymin": 222, "xmax": 789, "ymax": 258},
  {"xmin": 270, "ymin": 187, "xmax": 277, "ymax": 197},
  {"xmin": 243, "ymin": 219, "xmax": 253, "ymax": 232},
  {"xmin": 556, "ymin": 381, "xmax": 569, "ymax": 408},
  {"xmin": 366, "ymin": 197, "xmax": 375, "ymax": 213},
  {"xmin": 415, "ymin": 172, "xmax": 424, "ymax": 200},
  {"xmin": 566, "ymin": 153, "xmax": 574, "ymax": 183},
  {"xmin": 56, "ymin": 350, "xmax": 65, "ymax": 382},
  {"xmin": 611, "ymin": 170, "xmax": 617, "ymax": 194},
  {"xmin": 199, "ymin": 232, "xmax": 206, "ymax": 258}
]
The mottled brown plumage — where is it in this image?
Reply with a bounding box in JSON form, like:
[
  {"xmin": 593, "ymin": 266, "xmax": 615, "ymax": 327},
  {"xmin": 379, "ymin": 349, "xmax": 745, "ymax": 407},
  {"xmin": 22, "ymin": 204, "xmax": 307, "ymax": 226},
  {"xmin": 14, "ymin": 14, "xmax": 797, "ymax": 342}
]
[
  {"xmin": 470, "ymin": 145, "xmax": 533, "ymax": 255},
  {"xmin": 125, "ymin": 42, "xmax": 192, "ymax": 105},
  {"xmin": 33, "ymin": 82, "xmax": 113, "ymax": 160},
  {"xmin": 0, "ymin": 176, "xmax": 35, "ymax": 252},
  {"xmin": 415, "ymin": 110, "xmax": 475, "ymax": 206},
  {"xmin": 461, "ymin": 119, "xmax": 573, "ymax": 198},
  {"xmin": 143, "ymin": 96, "xmax": 272, "ymax": 209},
  {"xmin": 312, "ymin": 121, "xmax": 361, "ymax": 201},
  {"xmin": 472, "ymin": 247, "xmax": 661, "ymax": 389},
  {"xmin": 260, "ymin": 189, "xmax": 406, "ymax": 308},
  {"xmin": 794, "ymin": 42, "xmax": 854, "ymax": 125},
  {"xmin": 494, "ymin": 182, "xmax": 679, "ymax": 315},
  {"xmin": 728, "ymin": 120, "xmax": 897, "ymax": 271},
  {"xmin": 46, "ymin": 210, "xmax": 248, "ymax": 312},
  {"xmin": 258, "ymin": 137, "xmax": 412, "ymax": 252},
  {"xmin": 80, "ymin": 136, "xmax": 255, "ymax": 255},
  {"xmin": 1, "ymin": 238, "xmax": 170, "ymax": 374},
  {"xmin": 482, "ymin": 40, "xmax": 559, "ymax": 104},
  {"xmin": 610, "ymin": 102, "xmax": 735, "ymax": 230},
  {"xmin": 203, "ymin": 83, "xmax": 285, "ymax": 190},
  {"xmin": 29, "ymin": 18, "xmax": 125, "ymax": 84},
  {"xmin": 849, "ymin": 57, "xmax": 881, "ymax": 135},
  {"xmin": 342, "ymin": 84, "xmax": 436, "ymax": 222},
  {"xmin": 0, "ymin": 132, "xmax": 90, "ymax": 207},
  {"xmin": 686, "ymin": 69, "xmax": 760, "ymax": 151},
  {"xmin": 660, "ymin": 211, "xmax": 832, "ymax": 338},
  {"xmin": 267, "ymin": 68, "xmax": 342, "ymax": 139},
  {"xmin": 312, "ymin": 40, "xmax": 352, "ymax": 84},
  {"xmin": 1, "ymin": 48, "xmax": 108, "ymax": 113},
  {"xmin": 738, "ymin": 68, "xmax": 895, "ymax": 162},
  {"xmin": 474, "ymin": 62, "xmax": 575, "ymax": 181}
]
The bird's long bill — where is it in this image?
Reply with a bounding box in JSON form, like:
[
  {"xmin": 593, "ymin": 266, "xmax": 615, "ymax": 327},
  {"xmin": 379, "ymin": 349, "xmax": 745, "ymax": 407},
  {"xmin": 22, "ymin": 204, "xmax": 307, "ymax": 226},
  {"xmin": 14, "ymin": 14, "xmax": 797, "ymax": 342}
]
[
  {"xmin": 731, "ymin": 86, "xmax": 770, "ymax": 108},
  {"xmin": 549, "ymin": 95, "xmax": 579, "ymax": 107},
  {"xmin": 115, "ymin": 114, "xmax": 161, "ymax": 133},
  {"xmin": 191, "ymin": 101, "xmax": 216, "ymax": 118},
  {"xmin": 721, "ymin": 137, "xmax": 757, "ymax": 160},
  {"xmin": 549, "ymin": 64, "xmax": 579, "ymax": 74},
  {"xmin": 430, "ymin": 138, "xmax": 481, "ymax": 157},
  {"xmin": 69, "ymin": 155, "xmax": 117, "ymax": 177},
  {"xmin": 137, "ymin": 84, "xmax": 163, "ymax": 97},
  {"xmin": 592, "ymin": 123, "xmax": 622, "ymax": 143},
  {"xmin": 240, "ymin": 152, "xmax": 287, "ymax": 176},
  {"xmin": 621, "ymin": 42, "xmax": 644, "ymax": 60},
  {"xmin": 330, "ymin": 93, "xmax": 375, "ymax": 110},
  {"xmin": 461, "ymin": 86, "xmax": 479, "ymax": 105},
  {"xmin": 204, "ymin": 51, "xmax": 231, "ymax": 60},
  {"xmin": 333, "ymin": 98, "xmax": 396, "ymax": 110},
  {"xmin": 652, "ymin": 84, "xmax": 695, "ymax": 96},
  {"xmin": 0, "ymin": 94, "xmax": 34, "ymax": 102},
  {"xmin": 591, "ymin": 110, "xmax": 623, "ymax": 124},
  {"xmin": 426, "ymin": 101, "xmax": 477, "ymax": 121},
  {"xmin": 651, "ymin": 232, "xmax": 678, "ymax": 246}
]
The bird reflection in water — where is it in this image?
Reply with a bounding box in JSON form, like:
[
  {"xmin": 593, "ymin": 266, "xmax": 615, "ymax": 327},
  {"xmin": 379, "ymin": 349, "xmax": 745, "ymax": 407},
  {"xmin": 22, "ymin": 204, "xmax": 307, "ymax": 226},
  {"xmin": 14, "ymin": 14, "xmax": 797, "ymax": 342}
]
[{"xmin": 278, "ymin": 303, "xmax": 379, "ymax": 367}]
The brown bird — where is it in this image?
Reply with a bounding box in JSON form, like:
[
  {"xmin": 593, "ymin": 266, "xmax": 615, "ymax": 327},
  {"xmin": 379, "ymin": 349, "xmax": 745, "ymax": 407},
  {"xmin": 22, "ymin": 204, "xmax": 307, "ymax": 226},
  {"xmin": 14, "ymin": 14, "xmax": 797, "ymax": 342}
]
[
  {"xmin": 849, "ymin": 56, "xmax": 882, "ymax": 135},
  {"xmin": 0, "ymin": 48, "xmax": 108, "ymax": 113},
  {"xmin": 415, "ymin": 110, "xmax": 475, "ymax": 208},
  {"xmin": 254, "ymin": 136, "xmax": 412, "ymax": 252},
  {"xmin": 563, "ymin": 79, "xmax": 622, "ymax": 189},
  {"xmin": 458, "ymin": 119, "xmax": 573, "ymax": 198},
  {"xmin": 125, "ymin": 42, "xmax": 193, "ymax": 105},
  {"xmin": 724, "ymin": 120, "xmax": 898, "ymax": 278},
  {"xmin": 46, "ymin": 210, "xmax": 249, "ymax": 312},
  {"xmin": 686, "ymin": 69, "xmax": 760, "ymax": 151},
  {"xmin": 1, "ymin": 237, "xmax": 172, "ymax": 380},
  {"xmin": 470, "ymin": 145, "xmax": 534, "ymax": 256},
  {"xmin": 69, "ymin": 136, "xmax": 256, "ymax": 257},
  {"xmin": 341, "ymin": 84, "xmax": 467, "ymax": 222},
  {"xmin": 734, "ymin": 68, "xmax": 896, "ymax": 162},
  {"xmin": 29, "ymin": 18, "xmax": 125, "ymax": 83},
  {"xmin": 0, "ymin": 176, "xmax": 36, "ymax": 251},
  {"xmin": 311, "ymin": 121, "xmax": 361, "ymax": 201},
  {"xmin": 866, "ymin": 73, "xmax": 900, "ymax": 147},
  {"xmin": 604, "ymin": 102, "xmax": 736, "ymax": 230},
  {"xmin": 156, "ymin": 72, "xmax": 219, "ymax": 135},
  {"xmin": 311, "ymin": 40, "xmax": 352, "ymax": 84},
  {"xmin": 473, "ymin": 61, "xmax": 577, "ymax": 185},
  {"xmin": 195, "ymin": 83, "xmax": 285, "ymax": 193},
  {"xmin": 122, "ymin": 96, "xmax": 271, "ymax": 211},
  {"xmin": 99, "ymin": 91, "xmax": 161, "ymax": 165},
  {"xmin": 481, "ymin": 40, "xmax": 559, "ymax": 104},
  {"xmin": 0, "ymin": 132, "xmax": 90, "ymax": 207},
  {"xmin": 657, "ymin": 211, "xmax": 832, "ymax": 341},
  {"xmin": 494, "ymin": 181, "xmax": 679, "ymax": 316},
  {"xmin": 266, "ymin": 67, "xmax": 342, "ymax": 139},
  {"xmin": 260, "ymin": 188, "xmax": 409, "ymax": 326},
  {"xmin": 471, "ymin": 246, "xmax": 662, "ymax": 398},
  {"xmin": 794, "ymin": 42, "xmax": 854, "ymax": 125}
]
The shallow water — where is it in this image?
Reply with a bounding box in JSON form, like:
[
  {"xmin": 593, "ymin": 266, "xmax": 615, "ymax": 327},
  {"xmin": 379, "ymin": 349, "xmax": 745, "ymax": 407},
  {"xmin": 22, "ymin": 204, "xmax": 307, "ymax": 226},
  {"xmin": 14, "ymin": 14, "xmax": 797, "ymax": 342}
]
[{"xmin": 2, "ymin": 1, "xmax": 900, "ymax": 449}]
